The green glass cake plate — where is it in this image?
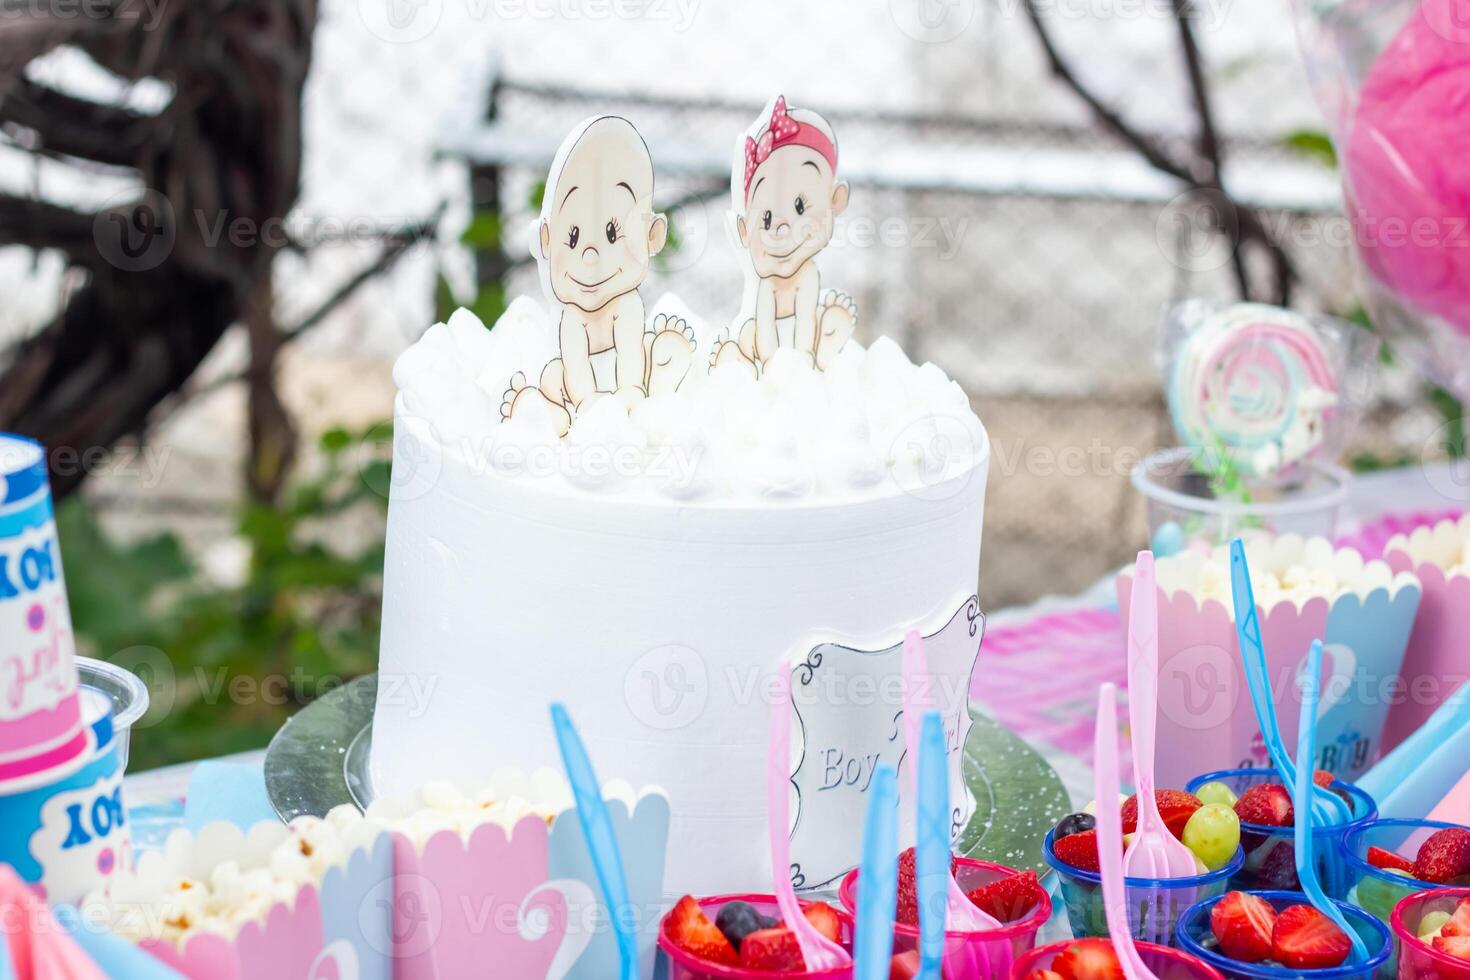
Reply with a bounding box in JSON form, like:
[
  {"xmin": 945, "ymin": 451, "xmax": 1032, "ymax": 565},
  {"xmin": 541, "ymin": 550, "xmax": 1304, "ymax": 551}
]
[{"xmin": 264, "ymin": 673, "xmax": 1070, "ymax": 877}]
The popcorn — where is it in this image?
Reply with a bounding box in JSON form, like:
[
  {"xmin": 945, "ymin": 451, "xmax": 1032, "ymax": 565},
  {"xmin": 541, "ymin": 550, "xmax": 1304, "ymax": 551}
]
[
  {"xmin": 1388, "ymin": 513, "xmax": 1470, "ymax": 581},
  {"xmin": 1153, "ymin": 532, "xmax": 1416, "ymax": 612}
]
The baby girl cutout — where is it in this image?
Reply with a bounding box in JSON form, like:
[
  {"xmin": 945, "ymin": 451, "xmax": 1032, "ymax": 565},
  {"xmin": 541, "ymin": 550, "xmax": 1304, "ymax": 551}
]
[
  {"xmin": 501, "ymin": 116, "xmax": 696, "ymax": 436},
  {"xmin": 710, "ymin": 96, "xmax": 857, "ymax": 375}
]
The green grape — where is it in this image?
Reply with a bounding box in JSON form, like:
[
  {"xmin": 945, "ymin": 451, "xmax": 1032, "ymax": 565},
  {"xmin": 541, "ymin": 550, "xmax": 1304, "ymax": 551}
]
[
  {"xmin": 1194, "ymin": 781, "xmax": 1239, "ymax": 808},
  {"xmin": 1357, "ymin": 868, "xmax": 1414, "ymax": 922},
  {"xmin": 1182, "ymin": 803, "xmax": 1241, "ymax": 870},
  {"xmin": 1419, "ymin": 910, "xmax": 1453, "ymax": 940}
]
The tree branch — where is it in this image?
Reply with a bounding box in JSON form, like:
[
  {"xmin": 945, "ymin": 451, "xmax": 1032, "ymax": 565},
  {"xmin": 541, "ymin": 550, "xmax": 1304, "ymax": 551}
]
[
  {"xmin": 1022, "ymin": 0, "xmax": 1297, "ymax": 305},
  {"xmin": 0, "ymin": 79, "xmax": 157, "ymax": 167}
]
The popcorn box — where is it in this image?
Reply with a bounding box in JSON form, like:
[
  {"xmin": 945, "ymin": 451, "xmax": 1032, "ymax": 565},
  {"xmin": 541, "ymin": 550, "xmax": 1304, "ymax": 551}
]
[
  {"xmin": 1117, "ymin": 535, "xmax": 1421, "ymax": 788},
  {"xmin": 0, "ymin": 434, "xmax": 89, "ymax": 789},
  {"xmin": 371, "ymin": 774, "xmax": 671, "ymax": 980},
  {"xmin": 82, "ymin": 771, "xmax": 670, "ymax": 979},
  {"xmin": 0, "ymin": 704, "xmax": 130, "ymax": 905},
  {"xmin": 1380, "ymin": 514, "xmax": 1470, "ymax": 755},
  {"xmin": 87, "ymin": 821, "xmax": 391, "ymax": 980}
]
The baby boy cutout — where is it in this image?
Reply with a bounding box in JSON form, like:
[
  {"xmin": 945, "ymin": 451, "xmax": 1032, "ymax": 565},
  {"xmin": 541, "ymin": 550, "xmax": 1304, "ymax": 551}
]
[
  {"xmin": 711, "ymin": 95, "xmax": 857, "ymax": 375},
  {"xmin": 501, "ymin": 116, "xmax": 696, "ymax": 437}
]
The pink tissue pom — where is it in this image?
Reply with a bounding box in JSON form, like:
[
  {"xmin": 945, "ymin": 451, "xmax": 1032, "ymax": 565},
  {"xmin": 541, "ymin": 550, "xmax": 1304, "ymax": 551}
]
[{"xmin": 1344, "ymin": 0, "xmax": 1470, "ymax": 337}]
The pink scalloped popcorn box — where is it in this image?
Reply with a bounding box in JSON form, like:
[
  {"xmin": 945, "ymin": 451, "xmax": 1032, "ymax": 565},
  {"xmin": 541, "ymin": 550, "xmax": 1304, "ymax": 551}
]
[
  {"xmin": 76, "ymin": 819, "xmax": 394, "ymax": 980},
  {"xmin": 1381, "ymin": 513, "xmax": 1470, "ymax": 755},
  {"xmin": 1117, "ymin": 534, "xmax": 1421, "ymax": 789},
  {"xmin": 79, "ymin": 773, "xmax": 671, "ymax": 979},
  {"xmin": 376, "ymin": 779, "xmax": 671, "ymax": 980}
]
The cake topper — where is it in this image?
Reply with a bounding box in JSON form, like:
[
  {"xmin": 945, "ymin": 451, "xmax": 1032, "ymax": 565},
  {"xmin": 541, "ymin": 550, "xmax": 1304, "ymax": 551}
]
[
  {"xmin": 501, "ymin": 115, "xmax": 696, "ymax": 436},
  {"xmin": 710, "ymin": 95, "xmax": 857, "ymax": 376}
]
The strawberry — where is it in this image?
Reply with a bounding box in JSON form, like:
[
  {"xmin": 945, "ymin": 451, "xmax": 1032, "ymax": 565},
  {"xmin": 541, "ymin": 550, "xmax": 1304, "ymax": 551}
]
[
  {"xmin": 666, "ymin": 895, "xmax": 738, "ymax": 966},
  {"xmin": 896, "ymin": 846, "xmax": 957, "ymax": 925},
  {"xmin": 1210, "ymin": 890, "xmax": 1277, "ymax": 963},
  {"xmin": 1026, "ymin": 973, "xmax": 1065, "ymax": 980},
  {"xmin": 1313, "ymin": 770, "xmax": 1334, "ymax": 788},
  {"xmin": 1234, "ymin": 783, "xmax": 1294, "ymax": 828},
  {"xmin": 890, "ymin": 950, "xmax": 922, "ymax": 979},
  {"xmin": 1414, "ymin": 828, "xmax": 1470, "ymax": 884},
  {"xmin": 1052, "ymin": 938, "xmax": 1126, "ymax": 980},
  {"xmin": 966, "ymin": 869, "xmax": 1041, "ymax": 922},
  {"xmin": 1053, "ymin": 829, "xmax": 1101, "ymax": 872},
  {"xmin": 802, "ymin": 902, "xmax": 841, "ymax": 943},
  {"xmin": 1434, "ymin": 935, "xmax": 1470, "ymax": 962},
  {"xmin": 1271, "ymin": 904, "xmax": 1352, "ymax": 970},
  {"xmin": 741, "ymin": 927, "xmax": 806, "ymax": 971},
  {"xmin": 1121, "ymin": 790, "xmax": 1202, "ymax": 840},
  {"xmin": 1441, "ymin": 897, "xmax": 1470, "ymax": 938},
  {"xmin": 1366, "ymin": 846, "xmax": 1416, "ymax": 874}
]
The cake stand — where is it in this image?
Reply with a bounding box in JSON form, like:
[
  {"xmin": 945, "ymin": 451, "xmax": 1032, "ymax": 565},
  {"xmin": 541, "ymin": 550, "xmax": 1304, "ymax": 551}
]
[{"xmin": 263, "ymin": 672, "xmax": 1070, "ymax": 878}]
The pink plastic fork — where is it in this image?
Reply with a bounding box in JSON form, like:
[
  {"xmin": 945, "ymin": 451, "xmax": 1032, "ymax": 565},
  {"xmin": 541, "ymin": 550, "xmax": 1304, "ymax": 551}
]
[
  {"xmin": 1096, "ymin": 682, "xmax": 1160, "ymax": 980},
  {"xmin": 900, "ymin": 629, "xmax": 1001, "ymax": 934},
  {"xmin": 770, "ymin": 661, "xmax": 851, "ymax": 972},
  {"xmin": 1122, "ymin": 552, "xmax": 1200, "ymax": 883}
]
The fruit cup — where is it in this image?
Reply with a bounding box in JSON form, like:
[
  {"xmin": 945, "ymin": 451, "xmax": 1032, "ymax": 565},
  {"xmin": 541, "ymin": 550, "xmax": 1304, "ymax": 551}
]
[
  {"xmin": 1012, "ymin": 937, "xmax": 1226, "ymax": 980},
  {"xmin": 838, "ymin": 857, "xmax": 1051, "ymax": 979},
  {"xmin": 658, "ymin": 894, "xmax": 855, "ymax": 980},
  {"xmin": 1175, "ymin": 890, "xmax": 1392, "ymax": 980},
  {"xmin": 1341, "ymin": 819, "xmax": 1470, "ymax": 926},
  {"xmin": 1391, "ymin": 887, "xmax": 1470, "ymax": 980},
  {"xmin": 1186, "ymin": 769, "xmax": 1376, "ymax": 898},
  {"xmin": 1044, "ymin": 828, "xmax": 1244, "ymax": 947}
]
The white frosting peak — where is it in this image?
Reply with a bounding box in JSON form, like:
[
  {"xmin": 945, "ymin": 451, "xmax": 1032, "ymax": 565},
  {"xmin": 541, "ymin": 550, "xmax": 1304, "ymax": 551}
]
[{"xmin": 394, "ymin": 299, "xmax": 987, "ymax": 504}]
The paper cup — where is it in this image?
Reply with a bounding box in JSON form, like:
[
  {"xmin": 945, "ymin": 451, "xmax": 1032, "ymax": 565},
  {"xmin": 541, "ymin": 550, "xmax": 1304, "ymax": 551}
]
[
  {"xmin": 0, "ymin": 434, "xmax": 89, "ymax": 791},
  {"xmin": 1118, "ymin": 537, "xmax": 1421, "ymax": 789},
  {"xmin": 0, "ymin": 702, "xmax": 130, "ymax": 904},
  {"xmin": 1381, "ymin": 517, "xmax": 1470, "ymax": 755}
]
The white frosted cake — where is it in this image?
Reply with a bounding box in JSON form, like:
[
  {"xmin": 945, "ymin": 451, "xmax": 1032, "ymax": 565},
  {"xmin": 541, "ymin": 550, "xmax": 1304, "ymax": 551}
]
[{"xmin": 371, "ymin": 299, "xmax": 989, "ymax": 894}]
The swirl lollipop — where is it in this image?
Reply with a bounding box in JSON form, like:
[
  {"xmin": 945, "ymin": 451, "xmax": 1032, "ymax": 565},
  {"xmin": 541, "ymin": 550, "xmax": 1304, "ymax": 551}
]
[{"xmin": 1169, "ymin": 303, "xmax": 1342, "ymax": 482}]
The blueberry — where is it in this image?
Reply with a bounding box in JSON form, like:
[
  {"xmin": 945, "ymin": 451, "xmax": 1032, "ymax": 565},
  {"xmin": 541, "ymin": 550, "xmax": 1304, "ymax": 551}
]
[
  {"xmin": 715, "ymin": 901, "xmax": 778, "ymax": 952},
  {"xmin": 1054, "ymin": 812, "xmax": 1095, "ymax": 840}
]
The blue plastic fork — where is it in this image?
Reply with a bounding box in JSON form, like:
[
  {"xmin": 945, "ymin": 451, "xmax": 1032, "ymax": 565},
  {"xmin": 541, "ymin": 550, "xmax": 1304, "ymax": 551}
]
[
  {"xmin": 550, "ymin": 703, "xmax": 639, "ymax": 980},
  {"xmin": 1293, "ymin": 641, "xmax": 1369, "ymax": 965},
  {"xmin": 854, "ymin": 765, "xmax": 900, "ymax": 980},
  {"xmin": 1228, "ymin": 539, "xmax": 1353, "ymax": 827}
]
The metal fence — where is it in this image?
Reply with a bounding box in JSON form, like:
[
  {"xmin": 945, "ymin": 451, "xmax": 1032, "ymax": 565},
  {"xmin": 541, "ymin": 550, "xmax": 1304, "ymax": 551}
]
[{"xmin": 1, "ymin": 0, "xmax": 1448, "ymax": 606}]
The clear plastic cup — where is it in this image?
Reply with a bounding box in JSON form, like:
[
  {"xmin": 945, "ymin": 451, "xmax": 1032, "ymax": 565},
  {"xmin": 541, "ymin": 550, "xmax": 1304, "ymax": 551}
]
[
  {"xmin": 1175, "ymin": 889, "xmax": 1393, "ymax": 980},
  {"xmin": 1391, "ymin": 887, "xmax": 1470, "ymax": 980},
  {"xmin": 1133, "ymin": 448, "xmax": 1350, "ymax": 553},
  {"xmin": 1340, "ymin": 819, "xmax": 1470, "ymax": 927},
  {"xmin": 837, "ymin": 857, "xmax": 1050, "ymax": 980},
  {"xmin": 76, "ymin": 656, "xmax": 150, "ymax": 772},
  {"xmin": 1043, "ymin": 828, "xmax": 1243, "ymax": 947},
  {"xmin": 657, "ymin": 894, "xmax": 854, "ymax": 980},
  {"xmin": 1185, "ymin": 769, "xmax": 1376, "ymax": 899},
  {"xmin": 1012, "ymin": 937, "xmax": 1226, "ymax": 980}
]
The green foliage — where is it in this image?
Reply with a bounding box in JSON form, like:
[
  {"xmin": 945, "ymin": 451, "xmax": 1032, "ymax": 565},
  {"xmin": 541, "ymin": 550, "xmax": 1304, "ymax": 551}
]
[
  {"xmin": 1284, "ymin": 129, "xmax": 1338, "ymax": 168},
  {"xmin": 63, "ymin": 425, "xmax": 390, "ymax": 770}
]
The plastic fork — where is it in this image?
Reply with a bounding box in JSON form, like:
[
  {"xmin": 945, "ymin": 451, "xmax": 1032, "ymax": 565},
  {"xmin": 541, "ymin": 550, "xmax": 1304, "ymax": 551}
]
[
  {"xmin": 1228, "ymin": 539, "xmax": 1353, "ymax": 827},
  {"xmin": 1292, "ymin": 641, "xmax": 1369, "ymax": 964},
  {"xmin": 1095, "ymin": 682, "xmax": 1160, "ymax": 980},
  {"xmin": 550, "ymin": 703, "xmax": 639, "ymax": 980},
  {"xmin": 770, "ymin": 662, "xmax": 852, "ymax": 972},
  {"xmin": 900, "ymin": 630, "xmax": 1001, "ymax": 935},
  {"xmin": 1122, "ymin": 551, "xmax": 1201, "ymax": 892},
  {"xmin": 854, "ymin": 764, "xmax": 900, "ymax": 980}
]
